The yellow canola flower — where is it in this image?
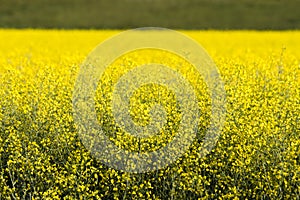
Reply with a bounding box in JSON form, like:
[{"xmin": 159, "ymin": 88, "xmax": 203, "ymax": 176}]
[{"xmin": 0, "ymin": 29, "xmax": 299, "ymax": 199}]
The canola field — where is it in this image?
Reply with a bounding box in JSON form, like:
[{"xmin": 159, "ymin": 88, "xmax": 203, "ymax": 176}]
[{"xmin": 0, "ymin": 30, "xmax": 299, "ymax": 199}]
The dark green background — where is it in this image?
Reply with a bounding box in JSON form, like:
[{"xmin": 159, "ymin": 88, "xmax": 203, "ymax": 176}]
[{"xmin": 0, "ymin": 0, "xmax": 299, "ymax": 29}]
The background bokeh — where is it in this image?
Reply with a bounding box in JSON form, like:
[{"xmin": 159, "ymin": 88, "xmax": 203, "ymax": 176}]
[{"xmin": 0, "ymin": 0, "xmax": 300, "ymax": 30}]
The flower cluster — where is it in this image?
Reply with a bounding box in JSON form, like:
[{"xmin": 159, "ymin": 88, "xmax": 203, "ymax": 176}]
[{"xmin": 0, "ymin": 30, "xmax": 299, "ymax": 199}]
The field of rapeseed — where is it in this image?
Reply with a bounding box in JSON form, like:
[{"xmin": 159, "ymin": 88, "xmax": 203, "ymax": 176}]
[{"xmin": 0, "ymin": 30, "xmax": 299, "ymax": 199}]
